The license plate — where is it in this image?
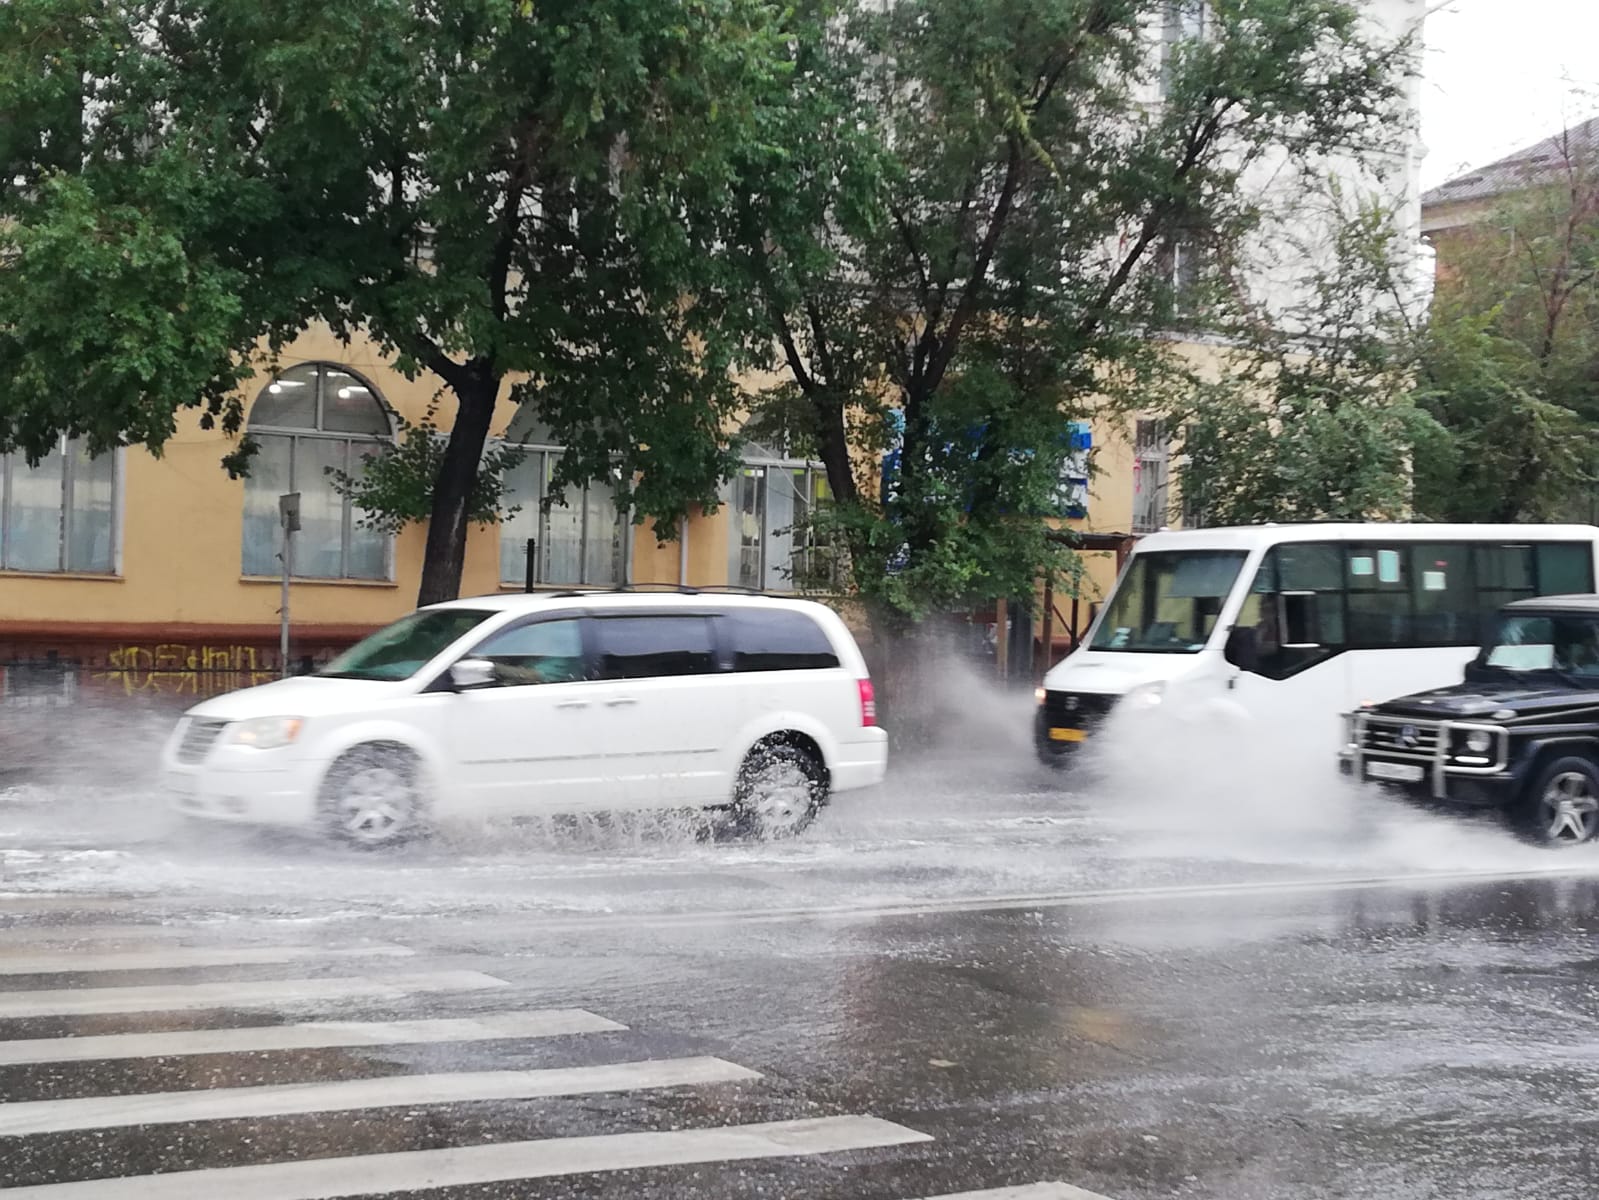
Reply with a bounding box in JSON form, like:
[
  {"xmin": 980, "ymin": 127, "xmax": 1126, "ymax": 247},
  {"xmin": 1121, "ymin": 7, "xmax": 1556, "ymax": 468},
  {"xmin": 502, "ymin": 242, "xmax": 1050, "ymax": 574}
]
[
  {"xmin": 1366, "ymin": 761, "xmax": 1424, "ymax": 783},
  {"xmin": 1049, "ymin": 727, "xmax": 1087, "ymax": 743}
]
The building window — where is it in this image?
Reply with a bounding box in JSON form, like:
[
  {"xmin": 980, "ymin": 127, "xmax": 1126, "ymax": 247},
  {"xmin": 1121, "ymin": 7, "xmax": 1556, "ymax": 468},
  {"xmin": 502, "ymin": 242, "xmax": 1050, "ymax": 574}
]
[
  {"xmin": 1154, "ymin": 233, "xmax": 1208, "ymax": 317},
  {"xmin": 1159, "ymin": 0, "xmax": 1208, "ymax": 96},
  {"xmin": 499, "ymin": 410, "xmax": 627, "ymax": 588},
  {"xmin": 728, "ymin": 453, "xmax": 833, "ymax": 592},
  {"xmin": 242, "ymin": 363, "xmax": 393, "ymax": 580},
  {"xmin": 0, "ymin": 436, "xmax": 118, "ymax": 574},
  {"xmin": 1132, "ymin": 419, "xmax": 1171, "ymax": 534}
]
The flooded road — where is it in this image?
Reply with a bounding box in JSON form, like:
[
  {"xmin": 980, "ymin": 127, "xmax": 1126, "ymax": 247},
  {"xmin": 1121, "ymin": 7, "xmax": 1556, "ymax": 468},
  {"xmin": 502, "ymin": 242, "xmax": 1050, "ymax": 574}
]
[{"xmin": 5, "ymin": 729, "xmax": 1599, "ymax": 1198}]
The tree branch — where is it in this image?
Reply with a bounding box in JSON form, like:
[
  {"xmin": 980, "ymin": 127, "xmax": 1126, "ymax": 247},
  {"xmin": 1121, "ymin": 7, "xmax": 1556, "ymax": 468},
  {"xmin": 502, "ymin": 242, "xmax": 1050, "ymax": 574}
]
[
  {"xmin": 888, "ymin": 199, "xmax": 932, "ymax": 307},
  {"xmin": 924, "ymin": 137, "xmax": 1026, "ymax": 396}
]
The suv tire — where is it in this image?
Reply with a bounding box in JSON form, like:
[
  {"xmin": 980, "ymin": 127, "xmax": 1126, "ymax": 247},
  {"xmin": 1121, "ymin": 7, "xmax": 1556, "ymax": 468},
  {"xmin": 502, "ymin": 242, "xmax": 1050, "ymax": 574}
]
[
  {"xmin": 1516, "ymin": 755, "xmax": 1599, "ymax": 847},
  {"xmin": 731, "ymin": 742, "xmax": 826, "ymax": 840},
  {"xmin": 318, "ymin": 743, "xmax": 425, "ymax": 849}
]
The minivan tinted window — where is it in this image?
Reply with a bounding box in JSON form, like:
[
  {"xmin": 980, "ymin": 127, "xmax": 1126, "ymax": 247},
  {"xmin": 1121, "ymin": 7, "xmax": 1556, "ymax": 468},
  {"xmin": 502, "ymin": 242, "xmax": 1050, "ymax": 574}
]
[
  {"xmin": 592, "ymin": 615, "xmax": 715, "ymax": 680},
  {"xmin": 723, "ymin": 609, "xmax": 840, "ymax": 672}
]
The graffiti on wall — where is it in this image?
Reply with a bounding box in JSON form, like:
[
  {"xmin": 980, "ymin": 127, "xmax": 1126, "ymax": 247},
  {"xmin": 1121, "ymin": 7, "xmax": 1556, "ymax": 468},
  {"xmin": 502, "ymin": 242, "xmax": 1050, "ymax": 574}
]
[{"xmin": 91, "ymin": 644, "xmax": 283, "ymax": 698}]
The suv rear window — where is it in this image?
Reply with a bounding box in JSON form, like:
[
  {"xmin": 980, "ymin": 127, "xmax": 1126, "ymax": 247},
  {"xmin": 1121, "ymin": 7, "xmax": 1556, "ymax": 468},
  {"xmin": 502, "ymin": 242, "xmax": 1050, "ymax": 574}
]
[
  {"xmin": 592, "ymin": 615, "xmax": 716, "ymax": 679},
  {"xmin": 723, "ymin": 609, "xmax": 840, "ymax": 672}
]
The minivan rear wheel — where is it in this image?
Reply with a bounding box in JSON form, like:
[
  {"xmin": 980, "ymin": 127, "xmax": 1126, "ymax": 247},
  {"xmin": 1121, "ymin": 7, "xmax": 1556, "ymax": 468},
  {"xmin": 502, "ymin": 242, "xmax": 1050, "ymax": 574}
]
[
  {"xmin": 731, "ymin": 743, "xmax": 826, "ymax": 840},
  {"xmin": 318, "ymin": 744, "xmax": 424, "ymax": 849}
]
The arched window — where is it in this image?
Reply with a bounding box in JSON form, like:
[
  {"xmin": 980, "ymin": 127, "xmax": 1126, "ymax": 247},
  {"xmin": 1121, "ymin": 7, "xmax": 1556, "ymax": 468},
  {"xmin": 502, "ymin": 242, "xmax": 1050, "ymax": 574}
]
[
  {"xmin": 499, "ymin": 408, "xmax": 626, "ymax": 587},
  {"xmin": 242, "ymin": 364, "xmax": 393, "ymax": 580}
]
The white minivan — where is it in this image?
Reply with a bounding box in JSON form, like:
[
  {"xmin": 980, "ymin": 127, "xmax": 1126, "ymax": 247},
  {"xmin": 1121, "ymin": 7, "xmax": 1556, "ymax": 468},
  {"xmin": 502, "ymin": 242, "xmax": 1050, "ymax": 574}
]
[{"xmin": 163, "ymin": 592, "xmax": 887, "ymax": 845}]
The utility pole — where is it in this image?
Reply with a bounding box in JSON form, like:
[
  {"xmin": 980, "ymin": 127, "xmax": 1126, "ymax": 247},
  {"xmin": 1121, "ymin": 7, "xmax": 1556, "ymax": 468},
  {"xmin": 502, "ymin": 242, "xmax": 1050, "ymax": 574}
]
[{"xmin": 278, "ymin": 493, "xmax": 300, "ymax": 679}]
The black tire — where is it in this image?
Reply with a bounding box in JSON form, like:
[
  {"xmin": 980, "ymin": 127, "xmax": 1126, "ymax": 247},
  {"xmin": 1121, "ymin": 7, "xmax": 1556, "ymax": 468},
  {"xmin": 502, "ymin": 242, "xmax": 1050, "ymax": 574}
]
[
  {"xmin": 730, "ymin": 742, "xmax": 826, "ymax": 841},
  {"xmin": 317, "ymin": 743, "xmax": 425, "ymax": 849},
  {"xmin": 1514, "ymin": 755, "xmax": 1599, "ymax": 848}
]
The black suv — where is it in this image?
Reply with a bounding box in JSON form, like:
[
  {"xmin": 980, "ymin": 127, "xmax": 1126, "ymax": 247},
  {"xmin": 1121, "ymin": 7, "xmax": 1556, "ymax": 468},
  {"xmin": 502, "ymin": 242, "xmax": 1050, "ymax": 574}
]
[{"xmin": 1342, "ymin": 595, "xmax": 1599, "ymax": 846}]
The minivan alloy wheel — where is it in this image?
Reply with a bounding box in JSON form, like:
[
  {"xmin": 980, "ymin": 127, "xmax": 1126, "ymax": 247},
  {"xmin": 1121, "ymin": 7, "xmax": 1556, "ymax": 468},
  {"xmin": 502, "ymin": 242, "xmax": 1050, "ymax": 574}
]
[
  {"xmin": 733, "ymin": 744, "xmax": 825, "ymax": 840},
  {"xmin": 1540, "ymin": 771, "xmax": 1599, "ymax": 845},
  {"xmin": 319, "ymin": 745, "xmax": 422, "ymax": 848}
]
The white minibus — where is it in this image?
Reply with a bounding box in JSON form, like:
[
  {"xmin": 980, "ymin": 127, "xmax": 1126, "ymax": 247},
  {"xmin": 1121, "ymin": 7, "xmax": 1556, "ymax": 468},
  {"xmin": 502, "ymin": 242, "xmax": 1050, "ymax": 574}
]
[{"xmin": 1035, "ymin": 523, "xmax": 1599, "ymax": 763}]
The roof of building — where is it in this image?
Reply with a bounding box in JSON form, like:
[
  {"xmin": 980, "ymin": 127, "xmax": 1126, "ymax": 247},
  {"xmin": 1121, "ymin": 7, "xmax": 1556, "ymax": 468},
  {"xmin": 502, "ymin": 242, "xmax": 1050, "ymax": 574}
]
[{"xmin": 1422, "ymin": 115, "xmax": 1599, "ymax": 209}]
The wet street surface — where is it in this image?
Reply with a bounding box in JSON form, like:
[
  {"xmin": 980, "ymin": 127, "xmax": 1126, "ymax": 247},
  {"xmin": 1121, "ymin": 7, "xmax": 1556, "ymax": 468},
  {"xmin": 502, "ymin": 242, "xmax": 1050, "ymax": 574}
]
[{"xmin": 5, "ymin": 735, "xmax": 1599, "ymax": 1198}]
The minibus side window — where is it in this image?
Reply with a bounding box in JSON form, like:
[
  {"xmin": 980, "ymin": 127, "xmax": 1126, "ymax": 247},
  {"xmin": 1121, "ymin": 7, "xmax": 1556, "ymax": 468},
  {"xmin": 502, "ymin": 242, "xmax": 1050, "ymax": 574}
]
[
  {"xmin": 1228, "ymin": 545, "xmax": 1345, "ymax": 680},
  {"xmin": 1410, "ymin": 543, "xmax": 1476, "ymax": 647}
]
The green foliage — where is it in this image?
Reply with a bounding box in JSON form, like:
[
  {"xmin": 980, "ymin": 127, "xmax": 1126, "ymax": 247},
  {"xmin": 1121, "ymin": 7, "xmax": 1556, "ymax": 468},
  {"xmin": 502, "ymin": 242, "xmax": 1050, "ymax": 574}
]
[
  {"xmin": 1410, "ymin": 142, "xmax": 1599, "ymax": 522},
  {"xmin": 0, "ymin": 0, "xmax": 792, "ymax": 602},
  {"xmin": 730, "ymin": 0, "xmax": 1414, "ymax": 625},
  {"xmin": 327, "ymin": 399, "xmax": 524, "ymax": 536},
  {"xmin": 1172, "ymin": 193, "xmax": 1437, "ymax": 526}
]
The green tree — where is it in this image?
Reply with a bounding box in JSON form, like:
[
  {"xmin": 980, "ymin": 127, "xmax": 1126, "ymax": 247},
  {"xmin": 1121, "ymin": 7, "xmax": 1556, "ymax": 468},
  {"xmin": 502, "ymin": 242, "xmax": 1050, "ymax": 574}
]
[
  {"xmin": 0, "ymin": 0, "xmax": 788, "ymax": 605},
  {"xmin": 1173, "ymin": 193, "xmax": 1438, "ymax": 526},
  {"xmin": 1411, "ymin": 129, "xmax": 1599, "ymax": 522},
  {"xmin": 727, "ymin": 0, "xmax": 1415, "ymax": 632}
]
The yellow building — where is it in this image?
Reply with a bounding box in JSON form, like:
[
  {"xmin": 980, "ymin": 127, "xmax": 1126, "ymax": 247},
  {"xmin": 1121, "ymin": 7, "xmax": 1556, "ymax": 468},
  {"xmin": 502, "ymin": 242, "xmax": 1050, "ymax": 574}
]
[{"xmin": 0, "ymin": 322, "xmax": 1155, "ymax": 698}]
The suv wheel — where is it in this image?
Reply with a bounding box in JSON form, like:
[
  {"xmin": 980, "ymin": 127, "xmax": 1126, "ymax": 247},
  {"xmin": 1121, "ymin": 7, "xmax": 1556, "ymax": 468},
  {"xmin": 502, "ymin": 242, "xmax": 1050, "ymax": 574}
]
[
  {"xmin": 318, "ymin": 744, "xmax": 424, "ymax": 849},
  {"xmin": 1518, "ymin": 756, "xmax": 1599, "ymax": 847},
  {"xmin": 731, "ymin": 743, "xmax": 826, "ymax": 840}
]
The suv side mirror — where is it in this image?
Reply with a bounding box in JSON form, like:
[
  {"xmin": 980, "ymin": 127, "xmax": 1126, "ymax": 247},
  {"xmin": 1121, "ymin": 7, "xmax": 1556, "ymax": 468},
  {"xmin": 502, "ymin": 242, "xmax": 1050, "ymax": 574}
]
[
  {"xmin": 1281, "ymin": 591, "xmax": 1322, "ymax": 649},
  {"xmin": 1224, "ymin": 625, "xmax": 1259, "ymax": 672},
  {"xmin": 449, "ymin": 658, "xmax": 498, "ymax": 691}
]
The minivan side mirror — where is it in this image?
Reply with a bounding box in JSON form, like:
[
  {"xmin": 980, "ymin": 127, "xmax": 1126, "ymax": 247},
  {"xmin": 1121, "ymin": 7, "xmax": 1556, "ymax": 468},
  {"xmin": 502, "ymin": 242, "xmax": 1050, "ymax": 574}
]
[{"xmin": 449, "ymin": 658, "xmax": 498, "ymax": 691}]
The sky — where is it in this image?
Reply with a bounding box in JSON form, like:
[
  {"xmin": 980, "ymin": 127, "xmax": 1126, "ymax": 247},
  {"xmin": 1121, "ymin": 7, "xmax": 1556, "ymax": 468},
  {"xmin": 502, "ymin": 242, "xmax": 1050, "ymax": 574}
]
[{"xmin": 1420, "ymin": 0, "xmax": 1599, "ymax": 191}]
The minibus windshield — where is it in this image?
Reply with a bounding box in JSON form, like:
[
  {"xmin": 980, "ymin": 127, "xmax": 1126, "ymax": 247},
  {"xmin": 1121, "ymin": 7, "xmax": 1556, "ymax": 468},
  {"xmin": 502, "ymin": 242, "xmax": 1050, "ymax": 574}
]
[{"xmin": 1090, "ymin": 550, "xmax": 1248, "ymax": 653}]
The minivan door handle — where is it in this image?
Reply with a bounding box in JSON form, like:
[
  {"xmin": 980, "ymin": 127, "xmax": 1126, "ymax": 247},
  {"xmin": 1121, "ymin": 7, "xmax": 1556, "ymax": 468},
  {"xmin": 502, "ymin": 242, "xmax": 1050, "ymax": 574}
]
[
  {"xmin": 555, "ymin": 699, "xmax": 590, "ymax": 710},
  {"xmin": 604, "ymin": 697, "xmax": 639, "ymax": 708}
]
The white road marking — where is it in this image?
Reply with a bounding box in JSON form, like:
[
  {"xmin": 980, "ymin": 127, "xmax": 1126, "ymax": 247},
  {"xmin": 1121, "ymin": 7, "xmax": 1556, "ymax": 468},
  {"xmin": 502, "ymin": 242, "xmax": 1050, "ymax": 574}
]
[
  {"xmin": 0, "ymin": 1056, "xmax": 760, "ymax": 1136},
  {"xmin": 516, "ymin": 863, "xmax": 1599, "ymax": 932},
  {"xmin": 0, "ymin": 971, "xmax": 508, "ymax": 1019},
  {"xmin": 0, "ymin": 925, "xmax": 199, "ymax": 946},
  {"xmin": 0, "ymin": 1009, "xmax": 625, "ymax": 1066},
  {"xmin": 918, "ymin": 1185, "xmax": 1115, "ymax": 1200},
  {"xmin": 0, "ymin": 944, "xmax": 414, "ymax": 976},
  {"xmin": 0, "ymin": 1115, "xmax": 930, "ymax": 1198}
]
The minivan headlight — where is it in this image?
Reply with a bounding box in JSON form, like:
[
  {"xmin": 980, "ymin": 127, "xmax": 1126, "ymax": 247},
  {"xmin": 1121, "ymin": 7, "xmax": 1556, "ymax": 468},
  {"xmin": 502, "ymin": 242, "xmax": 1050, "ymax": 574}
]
[{"xmin": 232, "ymin": 716, "xmax": 304, "ymax": 750}]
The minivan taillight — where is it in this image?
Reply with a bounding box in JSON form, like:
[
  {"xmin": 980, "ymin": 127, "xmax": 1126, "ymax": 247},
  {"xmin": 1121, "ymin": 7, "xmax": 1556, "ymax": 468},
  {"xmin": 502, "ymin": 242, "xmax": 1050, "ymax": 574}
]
[{"xmin": 858, "ymin": 678, "xmax": 877, "ymax": 727}]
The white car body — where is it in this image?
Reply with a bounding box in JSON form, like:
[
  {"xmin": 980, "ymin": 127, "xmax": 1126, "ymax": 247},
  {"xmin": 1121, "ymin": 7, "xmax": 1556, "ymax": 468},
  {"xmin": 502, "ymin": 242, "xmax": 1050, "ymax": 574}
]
[{"xmin": 163, "ymin": 592, "xmax": 886, "ymax": 840}]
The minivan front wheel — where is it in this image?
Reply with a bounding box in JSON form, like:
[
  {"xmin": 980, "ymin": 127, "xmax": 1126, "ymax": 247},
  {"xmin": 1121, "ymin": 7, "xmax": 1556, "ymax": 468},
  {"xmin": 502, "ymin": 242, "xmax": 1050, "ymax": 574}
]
[
  {"xmin": 318, "ymin": 744, "xmax": 424, "ymax": 849},
  {"xmin": 731, "ymin": 743, "xmax": 826, "ymax": 840}
]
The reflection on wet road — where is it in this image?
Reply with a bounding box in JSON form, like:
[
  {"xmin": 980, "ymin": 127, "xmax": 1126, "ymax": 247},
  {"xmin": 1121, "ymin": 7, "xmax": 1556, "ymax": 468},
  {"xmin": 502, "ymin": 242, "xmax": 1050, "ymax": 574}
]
[{"xmin": 4, "ymin": 748, "xmax": 1599, "ymax": 1198}]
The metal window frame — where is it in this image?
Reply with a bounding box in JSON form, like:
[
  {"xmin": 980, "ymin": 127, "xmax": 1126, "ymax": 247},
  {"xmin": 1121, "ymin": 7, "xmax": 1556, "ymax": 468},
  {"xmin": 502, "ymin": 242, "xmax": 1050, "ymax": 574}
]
[
  {"xmin": 247, "ymin": 363, "xmax": 394, "ymax": 582},
  {"xmin": 733, "ymin": 450, "xmax": 827, "ymax": 593},
  {"xmin": 1132, "ymin": 419, "xmax": 1171, "ymax": 534},
  {"xmin": 0, "ymin": 435, "xmax": 119, "ymax": 574},
  {"xmin": 503, "ymin": 442, "xmax": 629, "ymax": 589}
]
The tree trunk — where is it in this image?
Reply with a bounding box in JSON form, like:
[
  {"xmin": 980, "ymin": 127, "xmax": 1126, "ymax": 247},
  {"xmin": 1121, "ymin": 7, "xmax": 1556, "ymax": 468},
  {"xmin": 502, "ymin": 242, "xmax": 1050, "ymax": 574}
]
[
  {"xmin": 416, "ymin": 369, "xmax": 500, "ymax": 608},
  {"xmin": 817, "ymin": 395, "xmax": 858, "ymax": 506}
]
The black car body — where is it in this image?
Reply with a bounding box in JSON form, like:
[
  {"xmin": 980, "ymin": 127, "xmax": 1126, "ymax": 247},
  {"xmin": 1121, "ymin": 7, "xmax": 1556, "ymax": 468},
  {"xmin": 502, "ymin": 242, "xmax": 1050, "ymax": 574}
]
[{"xmin": 1342, "ymin": 595, "xmax": 1599, "ymax": 845}]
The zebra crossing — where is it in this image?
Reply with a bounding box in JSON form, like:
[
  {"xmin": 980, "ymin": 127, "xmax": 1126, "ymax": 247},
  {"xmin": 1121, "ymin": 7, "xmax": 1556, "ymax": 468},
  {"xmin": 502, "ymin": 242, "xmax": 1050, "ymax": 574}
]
[{"xmin": 0, "ymin": 921, "xmax": 1111, "ymax": 1199}]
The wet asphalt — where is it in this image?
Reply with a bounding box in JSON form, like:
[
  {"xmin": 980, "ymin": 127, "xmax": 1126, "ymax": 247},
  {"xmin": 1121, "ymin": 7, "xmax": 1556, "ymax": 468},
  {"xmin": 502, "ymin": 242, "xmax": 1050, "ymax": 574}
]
[{"xmin": 4, "ymin": 723, "xmax": 1599, "ymax": 1198}]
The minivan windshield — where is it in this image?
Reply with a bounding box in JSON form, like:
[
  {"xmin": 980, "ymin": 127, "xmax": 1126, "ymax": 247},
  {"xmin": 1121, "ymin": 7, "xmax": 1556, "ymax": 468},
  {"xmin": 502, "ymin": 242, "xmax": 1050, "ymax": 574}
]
[
  {"xmin": 1476, "ymin": 611, "xmax": 1599, "ymax": 683},
  {"xmin": 319, "ymin": 609, "xmax": 496, "ymax": 681},
  {"xmin": 1090, "ymin": 550, "xmax": 1248, "ymax": 653}
]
